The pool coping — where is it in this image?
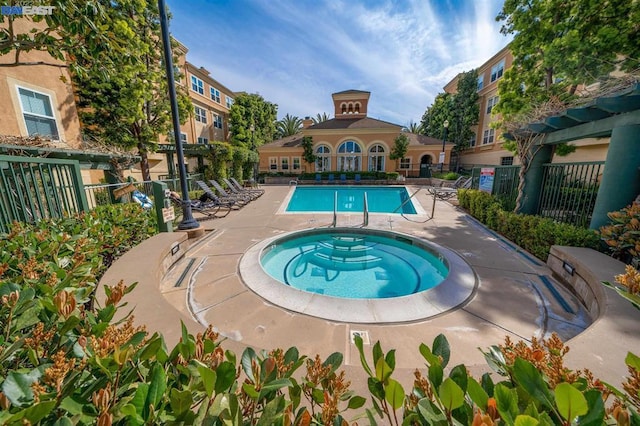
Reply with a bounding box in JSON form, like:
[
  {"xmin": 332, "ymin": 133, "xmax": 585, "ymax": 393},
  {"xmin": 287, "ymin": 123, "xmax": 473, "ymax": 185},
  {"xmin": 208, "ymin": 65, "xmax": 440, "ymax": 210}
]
[{"xmin": 239, "ymin": 227, "xmax": 478, "ymax": 323}]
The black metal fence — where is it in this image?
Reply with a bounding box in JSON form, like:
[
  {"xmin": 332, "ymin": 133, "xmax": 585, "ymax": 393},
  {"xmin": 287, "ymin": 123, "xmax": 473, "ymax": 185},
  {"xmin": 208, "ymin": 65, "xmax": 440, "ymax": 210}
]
[{"xmin": 537, "ymin": 162, "xmax": 604, "ymax": 227}]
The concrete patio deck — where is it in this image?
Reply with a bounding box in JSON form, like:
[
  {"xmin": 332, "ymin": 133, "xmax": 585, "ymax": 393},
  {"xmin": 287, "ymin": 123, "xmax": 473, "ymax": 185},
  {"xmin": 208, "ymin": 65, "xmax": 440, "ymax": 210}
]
[{"xmin": 100, "ymin": 184, "xmax": 640, "ymax": 391}]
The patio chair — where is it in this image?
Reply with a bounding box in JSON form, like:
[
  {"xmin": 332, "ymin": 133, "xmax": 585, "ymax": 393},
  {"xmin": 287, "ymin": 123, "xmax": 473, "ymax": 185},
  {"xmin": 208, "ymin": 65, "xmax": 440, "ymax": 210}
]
[
  {"xmin": 354, "ymin": 174, "xmax": 362, "ymax": 184},
  {"xmin": 230, "ymin": 177, "xmax": 265, "ymax": 197},
  {"xmin": 315, "ymin": 173, "xmax": 322, "ymax": 184},
  {"xmin": 328, "ymin": 174, "xmax": 336, "ymax": 184},
  {"xmin": 195, "ymin": 181, "xmax": 244, "ymax": 209},
  {"xmin": 168, "ymin": 191, "xmax": 231, "ymax": 219},
  {"xmin": 222, "ymin": 178, "xmax": 260, "ymax": 200},
  {"xmin": 208, "ymin": 179, "xmax": 252, "ymax": 205},
  {"xmin": 339, "ymin": 174, "xmax": 347, "ymax": 184}
]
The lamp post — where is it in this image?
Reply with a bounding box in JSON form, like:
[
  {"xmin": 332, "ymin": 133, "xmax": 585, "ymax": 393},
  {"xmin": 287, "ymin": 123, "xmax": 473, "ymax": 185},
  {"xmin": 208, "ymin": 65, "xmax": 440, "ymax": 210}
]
[
  {"xmin": 158, "ymin": 0, "xmax": 198, "ymax": 230},
  {"xmin": 250, "ymin": 124, "xmax": 257, "ymax": 183},
  {"xmin": 439, "ymin": 119, "xmax": 449, "ymax": 173}
]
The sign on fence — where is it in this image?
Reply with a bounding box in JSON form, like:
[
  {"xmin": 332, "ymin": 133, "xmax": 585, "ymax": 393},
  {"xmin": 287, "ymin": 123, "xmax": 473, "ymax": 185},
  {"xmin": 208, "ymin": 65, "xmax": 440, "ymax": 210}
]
[{"xmin": 479, "ymin": 168, "xmax": 495, "ymax": 194}]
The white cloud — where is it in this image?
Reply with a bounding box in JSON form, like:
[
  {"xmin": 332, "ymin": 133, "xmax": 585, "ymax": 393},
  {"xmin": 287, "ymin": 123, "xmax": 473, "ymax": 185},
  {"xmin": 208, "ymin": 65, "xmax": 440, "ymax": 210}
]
[{"xmin": 168, "ymin": 0, "xmax": 510, "ymax": 124}]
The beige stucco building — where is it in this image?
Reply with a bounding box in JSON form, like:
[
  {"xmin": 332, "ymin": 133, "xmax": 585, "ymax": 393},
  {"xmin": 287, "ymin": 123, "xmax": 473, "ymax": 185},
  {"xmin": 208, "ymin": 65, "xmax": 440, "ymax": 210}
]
[
  {"xmin": 259, "ymin": 90, "xmax": 452, "ymax": 177},
  {"xmin": 444, "ymin": 45, "xmax": 610, "ymax": 169}
]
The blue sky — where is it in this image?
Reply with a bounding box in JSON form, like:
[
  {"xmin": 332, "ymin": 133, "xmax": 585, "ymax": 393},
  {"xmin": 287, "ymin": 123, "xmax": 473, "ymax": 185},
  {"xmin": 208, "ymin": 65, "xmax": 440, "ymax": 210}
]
[{"xmin": 165, "ymin": 0, "xmax": 511, "ymax": 125}]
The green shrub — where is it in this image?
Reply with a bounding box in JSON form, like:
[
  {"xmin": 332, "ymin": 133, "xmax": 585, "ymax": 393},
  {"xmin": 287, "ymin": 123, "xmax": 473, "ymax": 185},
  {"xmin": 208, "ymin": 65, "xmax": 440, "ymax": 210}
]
[{"xmin": 458, "ymin": 189, "xmax": 599, "ymax": 261}]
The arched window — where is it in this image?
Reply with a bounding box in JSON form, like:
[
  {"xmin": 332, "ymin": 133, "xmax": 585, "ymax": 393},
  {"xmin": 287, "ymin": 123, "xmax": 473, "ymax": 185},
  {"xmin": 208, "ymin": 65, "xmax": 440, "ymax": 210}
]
[
  {"xmin": 315, "ymin": 145, "xmax": 331, "ymax": 172},
  {"xmin": 341, "ymin": 103, "xmax": 347, "ymax": 114},
  {"xmin": 368, "ymin": 144, "xmax": 385, "ymax": 172},
  {"xmin": 337, "ymin": 141, "xmax": 362, "ymax": 172}
]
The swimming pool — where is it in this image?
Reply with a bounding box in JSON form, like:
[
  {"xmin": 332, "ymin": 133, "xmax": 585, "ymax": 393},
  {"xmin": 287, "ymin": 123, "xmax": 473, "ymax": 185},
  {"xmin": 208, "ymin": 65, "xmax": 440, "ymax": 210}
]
[
  {"xmin": 261, "ymin": 231, "xmax": 448, "ymax": 298},
  {"xmin": 286, "ymin": 186, "xmax": 417, "ymax": 214},
  {"xmin": 240, "ymin": 228, "xmax": 477, "ymax": 323}
]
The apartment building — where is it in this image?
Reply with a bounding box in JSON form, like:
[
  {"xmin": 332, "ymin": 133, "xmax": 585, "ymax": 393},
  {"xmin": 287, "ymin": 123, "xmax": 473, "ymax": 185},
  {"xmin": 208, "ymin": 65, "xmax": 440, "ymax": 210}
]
[{"xmin": 444, "ymin": 44, "xmax": 611, "ymax": 169}]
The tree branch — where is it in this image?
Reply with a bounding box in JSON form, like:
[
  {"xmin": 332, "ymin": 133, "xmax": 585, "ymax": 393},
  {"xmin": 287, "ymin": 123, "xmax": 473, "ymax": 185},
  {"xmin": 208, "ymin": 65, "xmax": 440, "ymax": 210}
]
[{"xmin": 0, "ymin": 61, "xmax": 68, "ymax": 68}]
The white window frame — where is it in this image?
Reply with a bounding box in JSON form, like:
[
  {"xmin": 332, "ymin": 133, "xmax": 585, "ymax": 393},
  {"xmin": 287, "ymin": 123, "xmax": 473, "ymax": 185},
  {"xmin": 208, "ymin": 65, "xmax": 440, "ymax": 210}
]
[
  {"xmin": 281, "ymin": 157, "xmax": 289, "ymax": 171},
  {"xmin": 337, "ymin": 140, "xmax": 362, "ymax": 172},
  {"xmin": 180, "ymin": 132, "xmax": 188, "ymax": 143},
  {"xmin": 486, "ymin": 96, "xmax": 499, "ymax": 114},
  {"xmin": 213, "ymin": 114, "xmax": 223, "ymax": 129},
  {"xmin": 482, "ymin": 128, "xmax": 495, "ymax": 145},
  {"xmin": 210, "ymin": 87, "xmax": 221, "ymax": 103},
  {"xmin": 399, "ymin": 158, "xmax": 411, "ymax": 170},
  {"xmin": 269, "ymin": 157, "xmax": 278, "ymax": 170},
  {"xmin": 194, "ymin": 106, "xmax": 207, "ymax": 123},
  {"xmin": 191, "ymin": 76, "xmax": 204, "ymax": 95},
  {"xmin": 226, "ymin": 96, "xmax": 234, "ymax": 108},
  {"xmin": 197, "ymin": 137, "xmax": 209, "ymax": 144},
  {"xmin": 315, "ymin": 145, "xmax": 331, "ymax": 172},
  {"xmin": 292, "ymin": 157, "xmax": 301, "ymax": 170},
  {"xmin": 469, "ymin": 133, "xmax": 476, "ymax": 148},
  {"xmin": 477, "ymin": 75, "xmax": 484, "ymax": 91},
  {"xmin": 490, "ymin": 60, "xmax": 505, "ymax": 83},
  {"xmin": 368, "ymin": 144, "xmax": 385, "ymax": 172},
  {"xmin": 17, "ymin": 86, "xmax": 60, "ymax": 139}
]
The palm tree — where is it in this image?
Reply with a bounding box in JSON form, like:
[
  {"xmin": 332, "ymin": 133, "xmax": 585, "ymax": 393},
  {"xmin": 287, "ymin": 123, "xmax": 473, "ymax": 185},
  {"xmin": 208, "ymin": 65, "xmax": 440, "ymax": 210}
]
[
  {"xmin": 403, "ymin": 120, "xmax": 423, "ymax": 134},
  {"xmin": 276, "ymin": 113, "xmax": 303, "ymax": 138},
  {"xmin": 311, "ymin": 112, "xmax": 331, "ymax": 124}
]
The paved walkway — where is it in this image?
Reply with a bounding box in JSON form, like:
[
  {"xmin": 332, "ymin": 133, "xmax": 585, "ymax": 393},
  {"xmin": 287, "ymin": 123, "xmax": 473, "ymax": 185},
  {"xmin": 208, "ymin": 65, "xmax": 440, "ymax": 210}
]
[{"xmin": 159, "ymin": 185, "xmax": 591, "ymax": 383}]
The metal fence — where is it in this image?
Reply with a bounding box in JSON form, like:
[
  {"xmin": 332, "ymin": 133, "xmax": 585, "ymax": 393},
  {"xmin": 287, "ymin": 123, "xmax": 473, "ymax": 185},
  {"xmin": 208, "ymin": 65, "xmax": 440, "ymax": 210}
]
[
  {"xmin": 0, "ymin": 155, "xmax": 88, "ymax": 233},
  {"xmin": 471, "ymin": 165, "xmax": 521, "ymax": 211},
  {"xmin": 84, "ymin": 175, "xmax": 204, "ymax": 209},
  {"xmin": 537, "ymin": 162, "xmax": 604, "ymax": 227}
]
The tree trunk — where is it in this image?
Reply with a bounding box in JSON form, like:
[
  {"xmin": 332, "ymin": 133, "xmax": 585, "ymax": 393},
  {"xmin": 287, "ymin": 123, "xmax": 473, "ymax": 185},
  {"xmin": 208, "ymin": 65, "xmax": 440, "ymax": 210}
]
[{"xmin": 137, "ymin": 141, "xmax": 151, "ymax": 181}]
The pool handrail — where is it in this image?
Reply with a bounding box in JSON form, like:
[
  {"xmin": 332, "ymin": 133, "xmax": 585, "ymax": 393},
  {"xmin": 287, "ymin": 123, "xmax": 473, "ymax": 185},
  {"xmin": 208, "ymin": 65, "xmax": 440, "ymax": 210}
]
[
  {"xmin": 363, "ymin": 192, "xmax": 369, "ymax": 227},
  {"xmin": 331, "ymin": 191, "xmax": 337, "ymax": 227}
]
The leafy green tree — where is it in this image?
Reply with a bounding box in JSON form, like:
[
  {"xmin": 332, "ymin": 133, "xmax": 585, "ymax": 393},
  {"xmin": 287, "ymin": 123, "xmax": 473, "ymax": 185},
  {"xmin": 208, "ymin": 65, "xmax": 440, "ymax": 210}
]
[
  {"xmin": 389, "ymin": 133, "xmax": 409, "ymax": 172},
  {"xmin": 74, "ymin": 1, "xmax": 191, "ymax": 181},
  {"xmin": 420, "ymin": 93, "xmax": 454, "ymax": 139},
  {"xmin": 311, "ymin": 112, "xmax": 331, "ymax": 124},
  {"xmin": 229, "ymin": 93, "xmax": 277, "ymax": 149},
  {"xmin": 301, "ymin": 136, "xmax": 316, "ymax": 167},
  {"xmin": 0, "ymin": 0, "xmax": 137, "ymax": 76},
  {"xmin": 275, "ymin": 113, "xmax": 302, "ymax": 138}
]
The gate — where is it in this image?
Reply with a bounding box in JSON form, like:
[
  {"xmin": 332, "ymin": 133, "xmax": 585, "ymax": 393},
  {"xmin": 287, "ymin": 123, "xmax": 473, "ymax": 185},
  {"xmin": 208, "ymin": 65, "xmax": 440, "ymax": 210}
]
[
  {"xmin": 0, "ymin": 155, "xmax": 88, "ymax": 233},
  {"xmin": 537, "ymin": 162, "xmax": 604, "ymax": 227}
]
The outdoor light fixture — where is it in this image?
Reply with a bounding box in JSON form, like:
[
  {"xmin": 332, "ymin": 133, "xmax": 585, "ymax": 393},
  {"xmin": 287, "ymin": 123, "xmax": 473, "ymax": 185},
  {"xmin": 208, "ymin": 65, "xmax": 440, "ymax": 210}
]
[{"xmin": 439, "ymin": 119, "xmax": 449, "ymax": 173}]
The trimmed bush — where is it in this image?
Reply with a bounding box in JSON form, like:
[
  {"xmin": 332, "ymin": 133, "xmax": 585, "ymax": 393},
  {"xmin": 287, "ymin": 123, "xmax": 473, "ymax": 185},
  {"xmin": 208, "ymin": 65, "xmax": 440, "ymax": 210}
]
[{"xmin": 458, "ymin": 189, "xmax": 600, "ymax": 261}]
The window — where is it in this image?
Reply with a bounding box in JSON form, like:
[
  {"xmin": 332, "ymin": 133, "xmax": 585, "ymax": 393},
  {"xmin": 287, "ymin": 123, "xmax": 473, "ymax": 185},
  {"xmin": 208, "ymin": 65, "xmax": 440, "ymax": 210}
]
[
  {"xmin": 500, "ymin": 156, "xmax": 514, "ymax": 166},
  {"xmin": 180, "ymin": 132, "xmax": 188, "ymax": 143},
  {"xmin": 210, "ymin": 87, "xmax": 220, "ymax": 103},
  {"xmin": 482, "ymin": 128, "xmax": 495, "ymax": 145},
  {"xmin": 400, "ymin": 158, "xmax": 411, "ymax": 169},
  {"xmin": 281, "ymin": 157, "xmax": 289, "ymax": 170},
  {"xmin": 315, "ymin": 145, "xmax": 331, "ymax": 172},
  {"xmin": 486, "ymin": 96, "xmax": 499, "ymax": 114},
  {"xmin": 337, "ymin": 140, "xmax": 362, "ymax": 172},
  {"xmin": 194, "ymin": 106, "xmax": 207, "ymax": 123},
  {"xmin": 468, "ymin": 133, "xmax": 476, "ymax": 148},
  {"xmin": 292, "ymin": 157, "xmax": 301, "ymax": 170},
  {"xmin": 213, "ymin": 114, "xmax": 223, "ymax": 129},
  {"xmin": 477, "ymin": 75, "xmax": 484, "ymax": 91},
  {"xmin": 191, "ymin": 76, "xmax": 204, "ymax": 94},
  {"xmin": 368, "ymin": 144, "xmax": 385, "ymax": 172},
  {"xmin": 226, "ymin": 96, "xmax": 234, "ymax": 108},
  {"xmin": 197, "ymin": 137, "xmax": 208, "ymax": 144},
  {"xmin": 269, "ymin": 157, "xmax": 278, "ymax": 170},
  {"xmin": 18, "ymin": 87, "xmax": 59, "ymax": 138},
  {"xmin": 490, "ymin": 60, "xmax": 505, "ymax": 82}
]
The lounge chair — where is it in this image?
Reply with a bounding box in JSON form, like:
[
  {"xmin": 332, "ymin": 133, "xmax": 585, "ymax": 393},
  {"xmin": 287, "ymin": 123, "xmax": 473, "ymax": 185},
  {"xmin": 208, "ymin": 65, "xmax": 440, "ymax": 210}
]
[
  {"xmin": 354, "ymin": 174, "xmax": 362, "ymax": 184},
  {"xmin": 315, "ymin": 174, "xmax": 322, "ymax": 184},
  {"xmin": 195, "ymin": 181, "xmax": 244, "ymax": 209},
  {"xmin": 229, "ymin": 177, "xmax": 265, "ymax": 197},
  {"xmin": 328, "ymin": 174, "xmax": 336, "ymax": 184},
  {"xmin": 208, "ymin": 179, "xmax": 252, "ymax": 205},
  {"xmin": 339, "ymin": 174, "xmax": 347, "ymax": 184},
  {"xmin": 168, "ymin": 192, "xmax": 231, "ymax": 219},
  {"xmin": 222, "ymin": 178, "xmax": 260, "ymax": 200}
]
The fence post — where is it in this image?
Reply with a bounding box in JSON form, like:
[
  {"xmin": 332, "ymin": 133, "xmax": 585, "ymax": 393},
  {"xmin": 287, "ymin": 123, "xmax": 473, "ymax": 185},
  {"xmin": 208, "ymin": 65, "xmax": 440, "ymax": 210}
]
[
  {"xmin": 590, "ymin": 124, "xmax": 640, "ymax": 229},
  {"xmin": 153, "ymin": 181, "xmax": 173, "ymax": 233},
  {"xmin": 518, "ymin": 145, "xmax": 553, "ymax": 214}
]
